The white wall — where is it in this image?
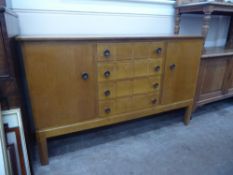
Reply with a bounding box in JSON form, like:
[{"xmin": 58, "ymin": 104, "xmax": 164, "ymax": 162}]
[{"xmin": 10, "ymin": 0, "xmax": 230, "ymax": 47}]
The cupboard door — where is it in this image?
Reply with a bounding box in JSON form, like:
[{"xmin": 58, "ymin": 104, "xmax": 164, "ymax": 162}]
[
  {"xmin": 227, "ymin": 59, "xmax": 233, "ymax": 93},
  {"xmin": 162, "ymin": 40, "xmax": 202, "ymax": 104},
  {"xmin": 22, "ymin": 42, "xmax": 97, "ymax": 130},
  {"xmin": 198, "ymin": 58, "xmax": 228, "ymax": 101}
]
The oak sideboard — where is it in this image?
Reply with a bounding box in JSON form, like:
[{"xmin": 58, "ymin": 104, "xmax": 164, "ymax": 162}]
[{"xmin": 17, "ymin": 36, "xmax": 203, "ymax": 165}]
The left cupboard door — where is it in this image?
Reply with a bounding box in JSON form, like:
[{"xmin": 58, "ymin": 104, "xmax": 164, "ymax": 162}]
[{"xmin": 21, "ymin": 42, "xmax": 97, "ymax": 130}]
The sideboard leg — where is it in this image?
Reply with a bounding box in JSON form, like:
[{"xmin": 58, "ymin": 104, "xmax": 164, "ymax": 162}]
[
  {"xmin": 37, "ymin": 132, "xmax": 49, "ymax": 165},
  {"xmin": 184, "ymin": 105, "xmax": 193, "ymax": 125}
]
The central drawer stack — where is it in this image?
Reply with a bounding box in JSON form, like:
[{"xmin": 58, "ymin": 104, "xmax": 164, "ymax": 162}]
[{"xmin": 96, "ymin": 42, "xmax": 165, "ymax": 117}]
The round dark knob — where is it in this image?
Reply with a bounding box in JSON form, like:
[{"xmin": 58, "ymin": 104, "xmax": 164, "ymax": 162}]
[
  {"xmin": 156, "ymin": 48, "xmax": 162, "ymax": 55},
  {"xmin": 154, "ymin": 66, "xmax": 160, "ymax": 72},
  {"xmin": 170, "ymin": 64, "xmax": 176, "ymax": 70},
  {"xmin": 104, "ymin": 70, "xmax": 111, "ymax": 78},
  {"xmin": 104, "ymin": 90, "xmax": 111, "ymax": 97},
  {"xmin": 81, "ymin": 72, "xmax": 89, "ymax": 80},
  {"xmin": 153, "ymin": 83, "xmax": 159, "ymax": 89},
  {"xmin": 151, "ymin": 99, "xmax": 157, "ymax": 104},
  {"xmin": 105, "ymin": 108, "xmax": 111, "ymax": 114},
  {"xmin": 103, "ymin": 49, "xmax": 111, "ymax": 58}
]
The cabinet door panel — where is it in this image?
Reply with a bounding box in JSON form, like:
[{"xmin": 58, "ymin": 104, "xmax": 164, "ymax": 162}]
[
  {"xmin": 227, "ymin": 59, "xmax": 233, "ymax": 93},
  {"xmin": 162, "ymin": 40, "xmax": 202, "ymax": 104},
  {"xmin": 200, "ymin": 58, "xmax": 228, "ymax": 95},
  {"xmin": 22, "ymin": 42, "xmax": 97, "ymax": 130}
]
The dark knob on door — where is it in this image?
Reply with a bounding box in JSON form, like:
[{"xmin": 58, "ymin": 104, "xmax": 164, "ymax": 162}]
[
  {"xmin": 104, "ymin": 70, "xmax": 111, "ymax": 78},
  {"xmin": 170, "ymin": 64, "xmax": 176, "ymax": 70},
  {"xmin": 153, "ymin": 83, "xmax": 159, "ymax": 89},
  {"xmin": 105, "ymin": 108, "xmax": 111, "ymax": 114},
  {"xmin": 104, "ymin": 49, "xmax": 111, "ymax": 58},
  {"xmin": 151, "ymin": 99, "xmax": 157, "ymax": 104},
  {"xmin": 154, "ymin": 66, "xmax": 160, "ymax": 72},
  {"xmin": 104, "ymin": 90, "xmax": 111, "ymax": 97},
  {"xmin": 81, "ymin": 72, "xmax": 89, "ymax": 80},
  {"xmin": 156, "ymin": 48, "xmax": 162, "ymax": 55}
]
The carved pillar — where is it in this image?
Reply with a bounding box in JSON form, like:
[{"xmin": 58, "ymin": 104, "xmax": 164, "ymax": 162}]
[
  {"xmin": 202, "ymin": 11, "xmax": 212, "ymax": 43},
  {"xmin": 175, "ymin": 9, "xmax": 181, "ymax": 34},
  {"xmin": 226, "ymin": 16, "xmax": 233, "ymax": 49}
]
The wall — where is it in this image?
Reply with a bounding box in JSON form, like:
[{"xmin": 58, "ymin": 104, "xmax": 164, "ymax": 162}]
[{"xmin": 10, "ymin": 0, "xmax": 230, "ymax": 47}]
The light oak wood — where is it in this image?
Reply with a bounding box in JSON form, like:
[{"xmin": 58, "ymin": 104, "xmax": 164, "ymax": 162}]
[
  {"xmin": 162, "ymin": 40, "xmax": 203, "ymax": 105},
  {"xmin": 22, "ymin": 42, "xmax": 97, "ymax": 130},
  {"xmin": 19, "ymin": 37, "xmax": 203, "ymax": 165}
]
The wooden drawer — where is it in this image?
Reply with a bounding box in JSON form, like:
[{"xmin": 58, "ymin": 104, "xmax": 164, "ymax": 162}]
[
  {"xmin": 99, "ymin": 100, "xmax": 116, "ymax": 117},
  {"xmin": 133, "ymin": 42, "xmax": 165, "ymax": 59},
  {"xmin": 97, "ymin": 43, "xmax": 133, "ymax": 61},
  {"xmin": 150, "ymin": 42, "xmax": 165, "ymax": 59},
  {"xmin": 148, "ymin": 59, "xmax": 163, "ymax": 75},
  {"xmin": 134, "ymin": 59, "xmax": 149, "ymax": 77},
  {"xmin": 97, "ymin": 62, "xmax": 117, "ymax": 81},
  {"xmin": 98, "ymin": 82, "xmax": 116, "ymax": 100},
  {"xmin": 134, "ymin": 59, "xmax": 162, "ymax": 77},
  {"xmin": 116, "ymin": 61, "xmax": 133, "ymax": 79},
  {"xmin": 132, "ymin": 93, "xmax": 159, "ymax": 111},
  {"xmin": 133, "ymin": 77, "xmax": 160, "ymax": 94},
  {"xmin": 116, "ymin": 79, "xmax": 133, "ymax": 97},
  {"xmin": 116, "ymin": 97, "xmax": 133, "ymax": 114}
]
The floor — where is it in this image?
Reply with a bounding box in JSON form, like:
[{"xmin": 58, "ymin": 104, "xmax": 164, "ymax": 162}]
[{"xmin": 33, "ymin": 99, "xmax": 233, "ymax": 175}]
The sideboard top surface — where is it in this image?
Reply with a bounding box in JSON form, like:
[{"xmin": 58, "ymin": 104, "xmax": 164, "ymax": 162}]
[{"xmin": 16, "ymin": 34, "xmax": 203, "ymax": 42}]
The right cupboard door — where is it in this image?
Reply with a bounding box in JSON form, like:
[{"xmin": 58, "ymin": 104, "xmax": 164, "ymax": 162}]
[{"xmin": 161, "ymin": 40, "xmax": 202, "ymax": 105}]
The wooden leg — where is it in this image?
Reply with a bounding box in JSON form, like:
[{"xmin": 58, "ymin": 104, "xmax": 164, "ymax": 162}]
[
  {"xmin": 36, "ymin": 132, "xmax": 49, "ymax": 165},
  {"xmin": 184, "ymin": 105, "xmax": 193, "ymax": 125}
]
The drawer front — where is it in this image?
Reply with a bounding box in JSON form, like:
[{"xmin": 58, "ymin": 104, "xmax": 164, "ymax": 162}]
[
  {"xmin": 116, "ymin": 80, "xmax": 133, "ymax": 97},
  {"xmin": 148, "ymin": 59, "xmax": 163, "ymax": 75},
  {"xmin": 98, "ymin": 82, "xmax": 116, "ymax": 100},
  {"xmin": 98, "ymin": 62, "xmax": 117, "ymax": 81},
  {"xmin": 116, "ymin": 61, "xmax": 134, "ymax": 79},
  {"xmin": 99, "ymin": 100, "xmax": 116, "ymax": 117},
  {"xmin": 132, "ymin": 93, "xmax": 159, "ymax": 110},
  {"xmin": 133, "ymin": 77, "xmax": 160, "ymax": 94},
  {"xmin": 116, "ymin": 97, "xmax": 133, "ymax": 114},
  {"xmin": 134, "ymin": 59, "xmax": 149, "ymax": 77},
  {"xmin": 133, "ymin": 42, "xmax": 165, "ymax": 59},
  {"xmin": 150, "ymin": 42, "xmax": 165, "ymax": 59},
  {"xmin": 97, "ymin": 43, "xmax": 133, "ymax": 61}
]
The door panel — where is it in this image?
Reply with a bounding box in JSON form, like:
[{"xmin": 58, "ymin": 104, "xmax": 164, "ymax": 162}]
[
  {"xmin": 22, "ymin": 42, "xmax": 97, "ymax": 129},
  {"xmin": 162, "ymin": 40, "xmax": 202, "ymax": 104},
  {"xmin": 200, "ymin": 58, "xmax": 228, "ymax": 94}
]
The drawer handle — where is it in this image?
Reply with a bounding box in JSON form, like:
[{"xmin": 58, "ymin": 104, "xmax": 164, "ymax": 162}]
[
  {"xmin": 105, "ymin": 108, "xmax": 111, "ymax": 114},
  {"xmin": 104, "ymin": 90, "xmax": 111, "ymax": 97},
  {"xmin": 81, "ymin": 72, "xmax": 89, "ymax": 80},
  {"xmin": 170, "ymin": 64, "xmax": 176, "ymax": 70},
  {"xmin": 104, "ymin": 49, "xmax": 111, "ymax": 58},
  {"xmin": 153, "ymin": 83, "xmax": 159, "ymax": 89},
  {"xmin": 104, "ymin": 70, "xmax": 111, "ymax": 78},
  {"xmin": 151, "ymin": 99, "xmax": 157, "ymax": 104},
  {"xmin": 154, "ymin": 66, "xmax": 161, "ymax": 72},
  {"xmin": 156, "ymin": 48, "xmax": 162, "ymax": 55}
]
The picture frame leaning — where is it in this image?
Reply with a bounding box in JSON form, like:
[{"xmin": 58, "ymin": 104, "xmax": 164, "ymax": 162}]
[
  {"xmin": 0, "ymin": 106, "xmax": 11, "ymax": 175},
  {"xmin": 2, "ymin": 108, "xmax": 31, "ymax": 175}
]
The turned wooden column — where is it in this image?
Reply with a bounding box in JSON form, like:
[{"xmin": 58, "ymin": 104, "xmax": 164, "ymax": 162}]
[
  {"xmin": 175, "ymin": 9, "xmax": 181, "ymax": 34},
  {"xmin": 226, "ymin": 16, "xmax": 233, "ymax": 48},
  {"xmin": 202, "ymin": 11, "xmax": 212, "ymax": 42}
]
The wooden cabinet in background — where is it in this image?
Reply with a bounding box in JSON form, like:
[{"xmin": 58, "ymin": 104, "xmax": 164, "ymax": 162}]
[
  {"xmin": 195, "ymin": 55, "xmax": 233, "ymax": 107},
  {"xmin": 0, "ymin": 7, "xmax": 21, "ymax": 109},
  {"xmin": 18, "ymin": 36, "xmax": 203, "ymax": 165}
]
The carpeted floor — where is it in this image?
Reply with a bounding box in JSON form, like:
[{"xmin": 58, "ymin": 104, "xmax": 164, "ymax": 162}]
[{"xmin": 33, "ymin": 99, "xmax": 233, "ymax": 175}]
